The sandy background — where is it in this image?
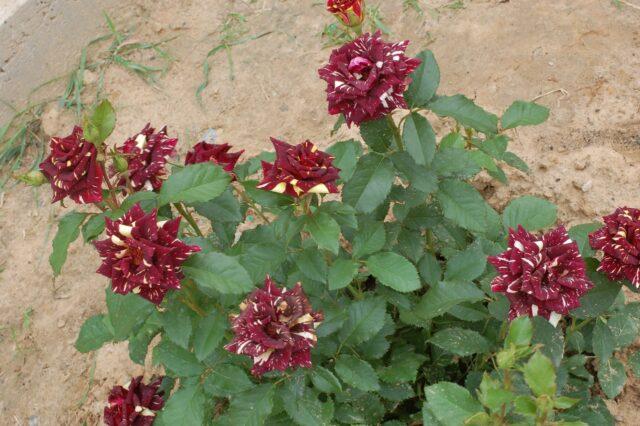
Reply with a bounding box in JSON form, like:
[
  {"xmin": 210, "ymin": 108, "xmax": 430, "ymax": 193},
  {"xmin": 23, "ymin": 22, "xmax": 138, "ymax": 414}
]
[{"xmin": 0, "ymin": 0, "xmax": 639, "ymax": 424}]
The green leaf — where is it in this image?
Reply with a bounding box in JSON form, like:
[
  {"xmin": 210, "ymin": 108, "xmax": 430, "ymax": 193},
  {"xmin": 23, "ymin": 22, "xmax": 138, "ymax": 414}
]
[
  {"xmin": 406, "ymin": 50, "xmax": 440, "ymax": 107},
  {"xmin": 352, "ymin": 221, "xmax": 386, "ymax": 259},
  {"xmin": 215, "ymin": 384, "xmax": 275, "ymax": 426},
  {"xmin": 343, "ymin": 153, "xmax": 395, "ymax": 213},
  {"xmin": 514, "ymin": 395, "xmax": 537, "ymax": 417},
  {"xmin": 50, "ymin": 212, "xmax": 87, "ymax": 276},
  {"xmin": 328, "ymin": 258, "xmax": 359, "ymax": 291},
  {"xmin": 281, "ymin": 378, "xmax": 334, "ymax": 426},
  {"xmin": 294, "ymin": 247, "xmax": 328, "ymax": 282},
  {"xmin": 160, "ymin": 297, "xmax": 193, "ymax": 350},
  {"xmin": 193, "ymin": 308, "xmax": 226, "ymax": 361},
  {"xmin": 572, "ymin": 259, "xmax": 623, "ymax": 318},
  {"xmin": 415, "ymin": 281, "xmax": 485, "ymax": 320},
  {"xmin": 598, "ymin": 357, "xmax": 626, "ymax": 399},
  {"xmin": 505, "ymin": 316, "xmax": 533, "ymax": 348},
  {"xmin": 402, "ymin": 113, "xmax": 436, "ymax": 165},
  {"xmin": 83, "ymin": 99, "xmax": 116, "ymax": 145},
  {"xmin": 158, "ymin": 163, "xmax": 231, "ymax": 206},
  {"xmin": 501, "ymin": 100, "xmax": 550, "ymax": 130},
  {"xmin": 430, "ymin": 328, "xmax": 490, "ymax": 356},
  {"xmin": 128, "ymin": 312, "xmax": 161, "ymax": 365},
  {"xmin": 502, "ymin": 151, "xmax": 529, "ymax": 172},
  {"xmin": 523, "ymin": 351, "xmax": 557, "ymax": 396},
  {"xmin": 359, "ymin": 117, "xmax": 393, "ymax": 152},
  {"xmin": 193, "ymin": 188, "xmax": 243, "ymax": 223},
  {"xmin": 478, "ymin": 135, "xmax": 509, "ymax": 159},
  {"xmin": 555, "ymin": 396, "xmax": 579, "ymax": 410},
  {"xmin": 502, "ymin": 196, "xmax": 557, "ymax": 231},
  {"xmin": 444, "ymin": 243, "xmax": 486, "ymax": 282},
  {"xmin": 106, "ymin": 289, "xmax": 154, "ymax": 341},
  {"xmin": 204, "ymin": 364, "xmax": 254, "ymax": 397},
  {"xmin": 367, "ymin": 252, "xmax": 421, "ymax": 293},
  {"xmin": 437, "ymin": 179, "xmax": 500, "ymax": 233},
  {"xmin": 568, "ymin": 223, "xmax": 601, "ymax": 258},
  {"xmin": 304, "ymin": 212, "xmax": 340, "ymax": 254},
  {"xmin": 478, "ymin": 373, "xmax": 515, "ymax": 413},
  {"xmin": 75, "ymin": 314, "xmax": 113, "ymax": 353},
  {"xmin": 391, "ymin": 151, "xmax": 438, "ymax": 194},
  {"xmin": 418, "ymin": 253, "xmax": 442, "ymax": 286},
  {"xmin": 608, "ymin": 312, "xmax": 639, "ymax": 349},
  {"xmin": 311, "ymin": 366, "xmax": 343, "ymax": 394},
  {"xmin": 339, "ymin": 297, "xmax": 387, "ymax": 346},
  {"xmin": 592, "ymin": 319, "xmax": 615, "ymax": 363},
  {"xmin": 424, "ymin": 382, "xmax": 484, "ymax": 426},
  {"xmin": 327, "ymin": 139, "xmax": 363, "ymax": 182},
  {"xmin": 433, "ymin": 148, "xmax": 481, "ymax": 179},
  {"xmin": 378, "ymin": 346, "xmax": 427, "ymax": 383},
  {"xmin": 156, "ymin": 384, "xmax": 205, "ymax": 426},
  {"xmin": 531, "ymin": 316, "xmax": 565, "ymax": 367},
  {"xmin": 182, "ymin": 252, "xmax": 253, "ymax": 295},
  {"xmin": 81, "ymin": 213, "xmax": 106, "ymax": 242},
  {"xmin": 335, "ymin": 355, "xmax": 380, "ymax": 391},
  {"xmin": 153, "ymin": 339, "xmax": 204, "ymax": 377},
  {"xmin": 429, "ymin": 94, "xmax": 499, "ymax": 135}
]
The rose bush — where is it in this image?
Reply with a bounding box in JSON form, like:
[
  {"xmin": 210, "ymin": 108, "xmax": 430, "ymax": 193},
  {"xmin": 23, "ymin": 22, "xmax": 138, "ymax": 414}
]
[{"xmin": 24, "ymin": 4, "xmax": 640, "ymax": 426}]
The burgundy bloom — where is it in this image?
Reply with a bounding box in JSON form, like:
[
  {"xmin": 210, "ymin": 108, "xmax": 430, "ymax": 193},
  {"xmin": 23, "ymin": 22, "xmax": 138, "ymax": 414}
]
[
  {"xmin": 39, "ymin": 126, "xmax": 103, "ymax": 204},
  {"xmin": 257, "ymin": 138, "xmax": 340, "ymax": 197},
  {"xmin": 318, "ymin": 31, "xmax": 421, "ymax": 127},
  {"xmin": 184, "ymin": 141, "xmax": 243, "ymax": 175},
  {"xmin": 327, "ymin": 0, "xmax": 365, "ymax": 27},
  {"xmin": 117, "ymin": 124, "xmax": 177, "ymax": 192},
  {"xmin": 488, "ymin": 225, "xmax": 594, "ymax": 326},
  {"xmin": 589, "ymin": 207, "xmax": 640, "ymax": 287},
  {"xmin": 225, "ymin": 276, "xmax": 324, "ymax": 377},
  {"xmin": 103, "ymin": 376, "xmax": 164, "ymax": 426},
  {"xmin": 94, "ymin": 204, "xmax": 200, "ymax": 304}
]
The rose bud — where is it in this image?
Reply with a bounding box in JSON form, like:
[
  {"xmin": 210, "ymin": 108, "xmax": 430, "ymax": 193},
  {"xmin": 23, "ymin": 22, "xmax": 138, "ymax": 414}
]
[
  {"xmin": 488, "ymin": 225, "xmax": 594, "ymax": 327},
  {"xmin": 225, "ymin": 275, "xmax": 323, "ymax": 377},
  {"xmin": 589, "ymin": 207, "xmax": 640, "ymax": 288},
  {"xmin": 184, "ymin": 141, "xmax": 243, "ymax": 176},
  {"xmin": 257, "ymin": 138, "xmax": 340, "ymax": 197},
  {"xmin": 94, "ymin": 203, "xmax": 201, "ymax": 305},
  {"xmin": 116, "ymin": 124, "xmax": 177, "ymax": 192},
  {"xmin": 318, "ymin": 31, "xmax": 421, "ymax": 127},
  {"xmin": 113, "ymin": 154, "xmax": 129, "ymax": 174},
  {"xmin": 17, "ymin": 170, "xmax": 47, "ymax": 187},
  {"xmin": 327, "ymin": 0, "xmax": 365, "ymax": 27},
  {"xmin": 39, "ymin": 126, "xmax": 103, "ymax": 204},
  {"xmin": 103, "ymin": 376, "xmax": 164, "ymax": 426}
]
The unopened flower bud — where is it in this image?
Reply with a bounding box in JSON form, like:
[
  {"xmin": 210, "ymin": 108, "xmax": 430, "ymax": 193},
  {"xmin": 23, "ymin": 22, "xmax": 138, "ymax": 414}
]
[
  {"xmin": 18, "ymin": 170, "xmax": 47, "ymax": 187},
  {"xmin": 327, "ymin": 0, "xmax": 365, "ymax": 28},
  {"xmin": 113, "ymin": 155, "xmax": 129, "ymax": 173}
]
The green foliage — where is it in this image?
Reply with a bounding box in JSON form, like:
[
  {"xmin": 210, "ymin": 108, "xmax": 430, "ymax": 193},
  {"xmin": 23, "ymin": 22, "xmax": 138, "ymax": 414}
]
[{"xmin": 57, "ymin": 44, "xmax": 626, "ymax": 426}]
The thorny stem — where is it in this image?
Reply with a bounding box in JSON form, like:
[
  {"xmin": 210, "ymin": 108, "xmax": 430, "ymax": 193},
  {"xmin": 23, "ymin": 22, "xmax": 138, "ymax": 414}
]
[
  {"xmin": 387, "ymin": 115, "xmax": 404, "ymax": 151},
  {"xmin": 174, "ymin": 202, "xmax": 204, "ymax": 237},
  {"xmin": 99, "ymin": 161, "xmax": 120, "ymax": 209},
  {"xmin": 233, "ymin": 183, "xmax": 270, "ymax": 224}
]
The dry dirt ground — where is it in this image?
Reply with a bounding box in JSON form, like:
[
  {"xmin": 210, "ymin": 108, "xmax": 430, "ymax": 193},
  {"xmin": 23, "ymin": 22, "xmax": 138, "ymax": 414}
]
[{"xmin": 0, "ymin": 0, "xmax": 639, "ymax": 424}]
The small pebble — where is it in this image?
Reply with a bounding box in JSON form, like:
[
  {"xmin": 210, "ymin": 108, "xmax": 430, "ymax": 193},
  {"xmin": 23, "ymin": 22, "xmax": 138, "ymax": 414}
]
[
  {"xmin": 574, "ymin": 158, "xmax": 589, "ymax": 171},
  {"xmin": 29, "ymin": 416, "xmax": 39, "ymax": 426},
  {"xmin": 581, "ymin": 180, "xmax": 593, "ymax": 192},
  {"xmin": 57, "ymin": 319, "xmax": 66, "ymax": 328}
]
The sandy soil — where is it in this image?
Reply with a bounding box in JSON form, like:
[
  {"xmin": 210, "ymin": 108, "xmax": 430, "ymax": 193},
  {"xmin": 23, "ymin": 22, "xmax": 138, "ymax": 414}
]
[{"xmin": 0, "ymin": 0, "xmax": 639, "ymax": 424}]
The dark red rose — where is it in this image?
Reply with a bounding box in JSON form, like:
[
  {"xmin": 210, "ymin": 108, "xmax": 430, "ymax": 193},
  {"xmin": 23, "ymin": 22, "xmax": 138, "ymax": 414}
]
[
  {"xmin": 257, "ymin": 138, "xmax": 340, "ymax": 197},
  {"xmin": 184, "ymin": 141, "xmax": 243, "ymax": 175},
  {"xmin": 39, "ymin": 126, "xmax": 103, "ymax": 204},
  {"xmin": 94, "ymin": 204, "xmax": 200, "ymax": 304},
  {"xmin": 318, "ymin": 31, "xmax": 421, "ymax": 127},
  {"xmin": 225, "ymin": 276, "xmax": 324, "ymax": 377},
  {"xmin": 327, "ymin": 0, "xmax": 365, "ymax": 27},
  {"xmin": 488, "ymin": 225, "xmax": 594, "ymax": 326},
  {"xmin": 589, "ymin": 207, "xmax": 640, "ymax": 288},
  {"xmin": 103, "ymin": 376, "xmax": 164, "ymax": 426},
  {"xmin": 116, "ymin": 124, "xmax": 177, "ymax": 192}
]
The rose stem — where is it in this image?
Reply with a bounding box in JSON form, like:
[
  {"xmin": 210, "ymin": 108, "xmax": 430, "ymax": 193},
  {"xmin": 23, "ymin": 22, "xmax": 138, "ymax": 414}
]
[
  {"xmin": 174, "ymin": 202, "xmax": 204, "ymax": 237},
  {"xmin": 386, "ymin": 115, "xmax": 404, "ymax": 151}
]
